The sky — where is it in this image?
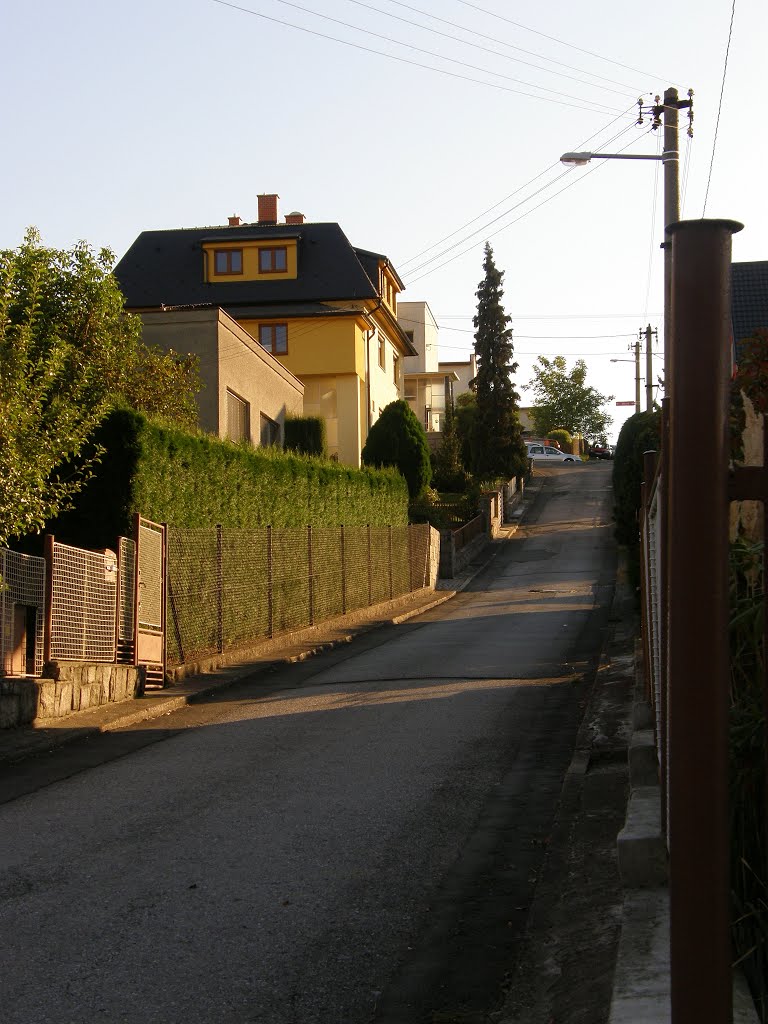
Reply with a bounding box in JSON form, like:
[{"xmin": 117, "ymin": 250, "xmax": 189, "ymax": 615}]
[{"xmin": 2, "ymin": 0, "xmax": 765, "ymax": 442}]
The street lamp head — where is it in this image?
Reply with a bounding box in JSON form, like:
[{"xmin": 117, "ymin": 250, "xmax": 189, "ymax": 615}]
[{"xmin": 560, "ymin": 151, "xmax": 593, "ymax": 165}]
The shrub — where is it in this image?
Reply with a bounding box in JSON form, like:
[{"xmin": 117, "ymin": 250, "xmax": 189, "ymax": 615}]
[
  {"xmin": 547, "ymin": 428, "xmax": 572, "ymax": 452},
  {"xmin": 612, "ymin": 410, "xmax": 661, "ymax": 585},
  {"xmin": 361, "ymin": 400, "xmax": 432, "ymax": 499},
  {"xmin": 284, "ymin": 415, "xmax": 326, "ymax": 457}
]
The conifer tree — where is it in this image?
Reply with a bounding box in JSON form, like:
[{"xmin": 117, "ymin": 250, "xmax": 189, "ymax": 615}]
[{"xmin": 471, "ymin": 243, "xmax": 527, "ymax": 480}]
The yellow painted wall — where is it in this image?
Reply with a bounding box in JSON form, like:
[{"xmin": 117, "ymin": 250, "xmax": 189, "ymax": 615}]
[
  {"xmin": 238, "ymin": 316, "xmax": 365, "ymax": 377},
  {"xmin": 204, "ymin": 239, "xmax": 298, "ymax": 282}
]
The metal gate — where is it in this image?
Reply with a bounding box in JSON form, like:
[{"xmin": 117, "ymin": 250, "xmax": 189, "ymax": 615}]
[{"xmin": 134, "ymin": 515, "xmax": 166, "ymax": 688}]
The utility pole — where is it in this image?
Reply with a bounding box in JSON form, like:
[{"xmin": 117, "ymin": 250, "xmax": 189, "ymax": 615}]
[
  {"xmin": 654, "ymin": 86, "xmax": 692, "ymax": 395},
  {"xmin": 642, "ymin": 323, "xmax": 658, "ymax": 411},
  {"xmin": 632, "ymin": 337, "xmax": 642, "ymax": 414}
]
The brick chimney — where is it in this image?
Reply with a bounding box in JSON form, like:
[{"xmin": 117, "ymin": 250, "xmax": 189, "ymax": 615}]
[
  {"xmin": 285, "ymin": 211, "xmax": 305, "ymax": 225},
  {"xmin": 257, "ymin": 193, "xmax": 279, "ymax": 224},
  {"xmin": 228, "ymin": 214, "xmax": 242, "ymax": 226}
]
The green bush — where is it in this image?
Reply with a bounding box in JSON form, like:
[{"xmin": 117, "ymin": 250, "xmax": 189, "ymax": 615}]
[
  {"xmin": 38, "ymin": 408, "xmax": 408, "ymax": 549},
  {"xmin": 547, "ymin": 428, "xmax": 573, "ymax": 452},
  {"xmin": 612, "ymin": 411, "xmax": 661, "ymax": 585},
  {"xmin": 284, "ymin": 415, "xmax": 326, "ymax": 457},
  {"xmin": 361, "ymin": 400, "xmax": 432, "ymax": 499}
]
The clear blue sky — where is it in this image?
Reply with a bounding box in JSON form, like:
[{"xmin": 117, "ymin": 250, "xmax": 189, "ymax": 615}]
[{"xmin": 2, "ymin": 0, "xmax": 764, "ymax": 441}]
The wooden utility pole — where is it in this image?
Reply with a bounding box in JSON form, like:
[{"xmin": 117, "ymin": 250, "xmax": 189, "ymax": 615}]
[{"xmin": 643, "ymin": 323, "xmax": 657, "ymax": 411}]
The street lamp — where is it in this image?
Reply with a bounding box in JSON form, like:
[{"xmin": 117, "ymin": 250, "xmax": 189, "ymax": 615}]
[{"xmin": 560, "ymin": 88, "xmax": 692, "ymax": 398}]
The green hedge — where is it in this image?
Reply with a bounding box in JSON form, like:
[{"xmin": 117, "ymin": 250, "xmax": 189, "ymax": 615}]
[
  {"xmin": 49, "ymin": 408, "xmax": 408, "ymax": 548},
  {"xmin": 284, "ymin": 415, "xmax": 326, "ymax": 457},
  {"xmin": 612, "ymin": 410, "xmax": 661, "ymax": 585}
]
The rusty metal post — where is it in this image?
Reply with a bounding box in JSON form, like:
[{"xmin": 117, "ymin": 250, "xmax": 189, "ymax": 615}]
[
  {"xmin": 43, "ymin": 534, "xmax": 55, "ymax": 667},
  {"xmin": 659, "ymin": 398, "xmax": 670, "ymax": 835},
  {"xmin": 266, "ymin": 526, "xmax": 273, "ymax": 639},
  {"xmin": 388, "ymin": 524, "xmax": 393, "ymax": 600},
  {"xmin": 216, "ymin": 524, "xmax": 223, "ymax": 655},
  {"xmin": 340, "ymin": 525, "xmax": 346, "ymax": 616},
  {"xmin": 667, "ymin": 218, "xmax": 742, "ymax": 1024},
  {"xmin": 367, "ymin": 524, "xmax": 372, "ymax": 606},
  {"xmin": 307, "ymin": 525, "xmax": 314, "ymax": 626}
]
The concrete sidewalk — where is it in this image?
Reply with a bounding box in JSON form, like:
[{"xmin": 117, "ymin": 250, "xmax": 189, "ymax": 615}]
[{"xmin": 0, "ymin": 512, "xmax": 527, "ymax": 769}]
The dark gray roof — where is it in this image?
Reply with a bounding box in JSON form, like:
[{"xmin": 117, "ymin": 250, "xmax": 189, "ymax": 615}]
[
  {"xmin": 114, "ymin": 221, "xmax": 380, "ymax": 309},
  {"xmin": 732, "ymin": 261, "xmax": 768, "ymax": 343}
]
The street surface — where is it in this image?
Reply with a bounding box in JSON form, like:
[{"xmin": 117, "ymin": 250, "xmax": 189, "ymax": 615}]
[{"xmin": 1, "ymin": 462, "xmax": 617, "ymax": 1024}]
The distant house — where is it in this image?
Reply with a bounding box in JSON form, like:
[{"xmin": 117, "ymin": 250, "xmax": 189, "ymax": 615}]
[
  {"xmin": 399, "ymin": 301, "xmax": 457, "ymax": 442},
  {"xmin": 115, "ymin": 194, "xmax": 416, "ymax": 465}
]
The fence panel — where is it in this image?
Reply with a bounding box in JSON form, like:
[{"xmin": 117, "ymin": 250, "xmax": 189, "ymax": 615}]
[
  {"xmin": 0, "ymin": 548, "xmax": 46, "ymax": 677},
  {"xmin": 49, "ymin": 542, "xmax": 117, "ymax": 663},
  {"xmin": 221, "ymin": 528, "xmax": 270, "ymax": 650},
  {"xmin": 166, "ymin": 528, "xmax": 219, "ymax": 665}
]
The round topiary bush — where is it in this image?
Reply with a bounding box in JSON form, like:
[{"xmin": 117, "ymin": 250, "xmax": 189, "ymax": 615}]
[{"xmin": 361, "ymin": 400, "xmax": 432, "ymax": 499}]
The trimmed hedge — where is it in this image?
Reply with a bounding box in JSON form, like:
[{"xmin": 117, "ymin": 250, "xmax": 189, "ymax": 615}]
[
  {"xmin": 612, "ymin": 410, "xmax": 661, "ymax": 585},
  {"xmin": 49, "ymin": 408, "xmax": 408, "ymax": 549},
  {"xmin": 284, "ymin": 415, "xmax": 326, "ymax": 457},
  {"xmin": 361, "ymin": 400, "xmax": 432, "ymax": 499}
]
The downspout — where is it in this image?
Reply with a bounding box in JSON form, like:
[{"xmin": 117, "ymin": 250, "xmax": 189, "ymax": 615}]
[{"xmin": 364, "ymin": 298, "xmax": 384, "ymax": 436}]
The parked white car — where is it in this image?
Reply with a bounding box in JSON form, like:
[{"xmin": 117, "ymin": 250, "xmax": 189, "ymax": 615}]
[{"xmin": 526, "ymin": 443, "xmax": 578, "ymax": 463}]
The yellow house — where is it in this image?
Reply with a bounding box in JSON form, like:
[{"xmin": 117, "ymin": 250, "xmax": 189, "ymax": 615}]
[{"xmin": 115, "ymin": 194, "xmax": 416, "ymax": 465}]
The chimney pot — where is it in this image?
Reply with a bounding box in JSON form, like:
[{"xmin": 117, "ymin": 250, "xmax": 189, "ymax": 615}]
[
  {"xmin": 228, "ymin": 214, "xmax": 242, "ymax": 226},
  {"xmin": 257, "ymin": 193, "xmax": 279, "ymax": 224},
  {"xmin": 285, "ymin": 211, "xmax": 305, "ymax": 225}
]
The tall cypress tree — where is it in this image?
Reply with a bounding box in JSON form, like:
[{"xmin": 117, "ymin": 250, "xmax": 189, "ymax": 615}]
[{"xmin": 471, "ymin": 243, "xmax": 527, "ymax": 480}]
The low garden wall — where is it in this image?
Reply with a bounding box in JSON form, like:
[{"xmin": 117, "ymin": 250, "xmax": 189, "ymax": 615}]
[{"xmin": 0, "ymin": 663, "xmax": 145, "ymax": 728}]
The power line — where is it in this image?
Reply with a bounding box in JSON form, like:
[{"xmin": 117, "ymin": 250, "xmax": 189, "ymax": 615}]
[
  {"xmin": 397, "ymin": 113, "xmax": 639, "ymax": 271},
  {"xmin": 402, "ymin": 121, "xmax": 640, "ymax": 275},
  {"xmin": 383, "ymin": 0, "xmax": 642, "ymax": 92},
  {"xmin": 209, "ymin": 0, "xmax": 623, "ymax": 114},
  {"xmin": 453, "ymin": 0, "xmax": 673, "ymax": 83},
  {"xmin": 702, "ymin": 0, "xmax": 736, "ymax": 216},
  {"xmin": 342, "ymin": 0, "xmax": 638, "ymax": 97},
  {"xmin": 405, "ymin": 127, "xmax": 656, "ymax": 285}
]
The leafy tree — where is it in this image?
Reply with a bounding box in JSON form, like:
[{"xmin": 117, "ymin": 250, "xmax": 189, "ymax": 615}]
[
  {"xmin": 472, "ymin": 243, "xmax": 527, "ymax": 480},
  {"xmin": 526, "ymin": 356, "xmax": 613, "ymax": 442},
  {"xmin": 361, "ymin": 399, "xmax": 431, "ymax": 498},
  {"xmin": 0, "ymin": 229, "xmax": 199, "ymax": 546},
  {"xmin": 432, "ymin": 393, "xmax": 468, "ymax": 491}
]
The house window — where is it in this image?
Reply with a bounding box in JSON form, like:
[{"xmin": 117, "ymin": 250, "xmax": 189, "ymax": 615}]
[
  {"xmin": 260, "ymin": 413, "xmax": 280, "ymax": 447},
  {"xmin": 258, "ymin": 247, "xmax": 287, "ymax": 273},
  {"xmin": 226, "ymin": 389, "xmax": 250, "ymax": 442},
  {"xmin": 259, "ymin": 323, "xmax": 288, "ymax": 354},
  {"xmin": 392, "ymin": 352, "xmax": 399, "ymax": 386},
  {"xmin": 378, "ymin": 336, "xmax": 386, "ymax": 369},
  {"xmin": 214, "ymin": 249, "xmax": 243, "ymax": 275}
]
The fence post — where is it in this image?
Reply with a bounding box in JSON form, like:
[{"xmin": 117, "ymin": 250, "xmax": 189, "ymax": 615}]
[
  {"xmin": 388, "ymin": 524, "xmax": 393, "ymax": 600},
  {"xmin": 43, "ymin": 534, "xmax": 54, "ymax": 666},
  {"xmin": 216, "ymin": 524, "xmax": 223, "ymax": 655},
  {"xmin": 308, "ymin": 525, "xmax": 314, "ymax": 626},
  {"xmin": 408, "ymin": 524, "xmax": 414, "ymax": 592},
  {"xmin": 340, "ymin": 525, "xmax": 346, "ymax": 615},
  {"xmin": 666, "ymin": 218, "xmax": 742, "ymax": 1024},
  {"xmin": 367, "ymin": 524, "xmax": 372, "ymax": 606},
  {"xmin": 267, "ymin": 526, "xmax": 273, "ymax": 638}
]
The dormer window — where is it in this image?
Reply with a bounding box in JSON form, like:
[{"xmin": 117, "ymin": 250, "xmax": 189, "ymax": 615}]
[
  {"xmin": 258, "ymin": 247, "xmax": 288, "ymax": 273},
  {"xmin": 215, "ymin": 249, "xmax": 243, "ymax": 275}
]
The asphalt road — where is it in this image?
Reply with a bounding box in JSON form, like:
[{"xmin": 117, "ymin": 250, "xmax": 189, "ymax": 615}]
[{"xmin": 0, "ymin": 461, "xmax": 616, "ymax": 1024}]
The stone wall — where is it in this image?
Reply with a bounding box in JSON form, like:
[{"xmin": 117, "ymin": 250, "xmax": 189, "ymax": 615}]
[{"xmin": 0, "ymin": 662, "xmax": 145, "ymax": 729}]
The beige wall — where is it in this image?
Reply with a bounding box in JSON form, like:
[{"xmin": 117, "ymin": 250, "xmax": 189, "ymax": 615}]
[
  {"xmin": 398, "ymin": 301, "xmax": 439, "ymax": 374},
  {"xmin": 139, "ymin": 308, "xmax": 304, "ymax": 444},
  {"xmin": 439, "ymin": 354, "xmax": 477, "ymax": 398}
]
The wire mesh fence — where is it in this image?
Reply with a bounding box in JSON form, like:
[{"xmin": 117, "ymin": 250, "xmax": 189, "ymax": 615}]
[
  {"xmin": 0, "ymin": 548, "xmax": 46, "ymax": 677},
  {"xmin": 166, "ymin": 523, "xmax": 433, "ymax": 667},
  {"xmin": 48, "ymin": 541, "xmax": 118, "ymax": 663}
]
